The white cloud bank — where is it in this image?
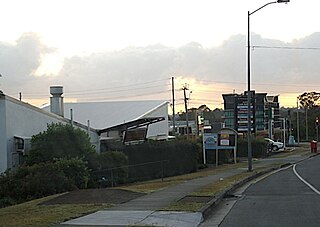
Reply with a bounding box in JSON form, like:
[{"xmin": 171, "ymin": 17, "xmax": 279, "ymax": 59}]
[{"xmin": 1, "ymin": 32, "xmax": 320, "ymax": 107}]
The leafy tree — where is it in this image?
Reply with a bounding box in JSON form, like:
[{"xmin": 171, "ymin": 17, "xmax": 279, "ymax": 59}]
[
  {"xmin": 297, "ymin": 92, "xmax": 320, "ymax": 140},
  {"xmin": 298, "ymin": 92, "xmax": 320, "ymax": 108},
  {"xmin": 27, "ymin": 123, "xmax": 95, "ymax": 165}
]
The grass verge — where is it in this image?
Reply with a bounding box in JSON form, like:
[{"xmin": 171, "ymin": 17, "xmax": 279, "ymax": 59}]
[
  {"xmin": 161, "ymin": 201, "xmax": 205, "ymax": 212},
  {"xmin": 0, "ymin": 194, "xmax": 113, "ymax": 227}
]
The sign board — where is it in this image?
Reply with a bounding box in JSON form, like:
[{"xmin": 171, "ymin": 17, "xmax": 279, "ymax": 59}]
[
  {"xmin": 236, "ymin": 94, "xmax": 255, "ymax": 133},
  {"xmin": 203, "ymin": 133, "xmax": 218, "ymax": 150},
  {"xmin": 124, "ymin": 128, "xmax": 147, "ymax": 144},
  {"xmin": 202, "ymin": 128, "xmax": 238, "ymax": 166}
]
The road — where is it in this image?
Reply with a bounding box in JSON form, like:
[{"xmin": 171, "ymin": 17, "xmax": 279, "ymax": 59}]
[{"xmin": 201, "ymin": 155, "xmax": 320, "ymax": 227}]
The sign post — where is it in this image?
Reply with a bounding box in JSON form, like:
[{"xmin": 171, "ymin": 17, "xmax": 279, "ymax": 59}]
[{"xmin": 203, "ymin": 128, "xmax": 238, "ymax": 166}]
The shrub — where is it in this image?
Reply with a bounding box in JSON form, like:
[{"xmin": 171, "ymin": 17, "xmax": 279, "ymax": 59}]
[
  {"xmin": 237, "ymin": 137, "xmax": 268, "ymax": 158},
  {"xmin": 27, "ymin": 123, "xmax": 95, "ymax": 165},
  {"xmin": 0, "ymin": 158, "xmax": 89, "ymax": 207},
  {"xmin": 123, "ymin": 140, "xmax": 198, "ymax": 181},
  {"xmin": 87, "ymin": 151, "xmax": 128, "ymax": 187}
]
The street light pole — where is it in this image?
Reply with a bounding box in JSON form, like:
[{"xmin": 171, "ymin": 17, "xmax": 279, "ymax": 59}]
[
  {"xmin": 247, "ymin": 10, "xmax": 252, "ymax": 172},
  {"xmin": 247, "ymin": 0, "xmax": 289, "ymax": 172}
]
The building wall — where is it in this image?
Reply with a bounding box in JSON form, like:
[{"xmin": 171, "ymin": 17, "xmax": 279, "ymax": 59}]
[
  {"xmin": 5, "ymin": 97, "xmax": 66, "ymax": 170},
  {"xmin": 142, "ymin": 103, "xmax": 169, "ymax": 139},
  {"xmin": 0, "ymin": 95, "xmax": 7, "ymax": 172},
  {"xmin": 1, "ymin": 95, "xmax": 99, "ymax": 172}
]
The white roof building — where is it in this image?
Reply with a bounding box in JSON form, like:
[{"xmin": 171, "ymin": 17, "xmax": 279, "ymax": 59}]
[
  {"xmin": 43, "ymin": 100, "xmax": 169, "ymax": 140},
  {"xmin": 0, "ymin": 91, "xmax": 100, "ymax": 173},
  {"xmin": 0, "ymin": 86, "xmax": 169, "ymax": 172}
]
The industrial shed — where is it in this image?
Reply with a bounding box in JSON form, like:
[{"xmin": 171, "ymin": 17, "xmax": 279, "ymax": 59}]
[
  {"xmin": 0, "ymin": 86, "xmax": 169, "ymax": 172},
  {"xmin": 0, "ymin": 90, "xmax": 99, "ymax": 173},
  {"xmin": 43, "ymin": 100, "xmax": 169, "ymax": 147}
]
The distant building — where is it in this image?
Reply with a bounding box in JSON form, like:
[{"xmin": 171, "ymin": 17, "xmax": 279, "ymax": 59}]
[
  {"xmin": 169, "ymin": 106, "xmax": 224, "ymax": 136},
  {"xmin": 171, "ymin": 120, "xmax": 197, "ymax": 136},
  {"xmin": 222, "ymin": 91, "xmax": 280, "ymax": 136}
]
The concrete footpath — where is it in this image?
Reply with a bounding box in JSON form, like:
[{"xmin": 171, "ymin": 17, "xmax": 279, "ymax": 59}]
[{"xmin": 60, "ymin": 146, "xmax": 315, "ymax": 227}]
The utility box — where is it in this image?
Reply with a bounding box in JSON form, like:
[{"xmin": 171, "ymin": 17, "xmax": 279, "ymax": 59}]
[
  {"xmin": 311, "ymin": 140, "xmax": 317, "ymax": 153},
  {"xmin": 288, "ymin": 135, "xmax": 295, "ymax": 146}
]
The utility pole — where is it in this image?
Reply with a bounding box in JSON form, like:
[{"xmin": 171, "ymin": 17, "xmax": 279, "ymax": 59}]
[
  {"xmin": 183, "ymin": 84, "xmax": 189, "ymax": 139},
  {"xmin": 171, "ymin": 77, "xmax": 176, "ymax": 136}
]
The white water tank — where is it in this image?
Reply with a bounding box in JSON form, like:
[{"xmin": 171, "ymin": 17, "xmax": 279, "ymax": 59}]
[{"xmin": 50, "ymin": 86, "xmax": 64, "ymax": 117}]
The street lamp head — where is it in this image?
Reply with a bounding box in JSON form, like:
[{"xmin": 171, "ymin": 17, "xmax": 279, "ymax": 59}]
[{"xmin": 277, "ymin": 0, "xmax": 290, "ymax": 3}]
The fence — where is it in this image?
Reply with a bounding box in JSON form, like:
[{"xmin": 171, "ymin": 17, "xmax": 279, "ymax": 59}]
[{"xmin": 92, "ymin": 160, "xmax": 170, "ymax": 187}]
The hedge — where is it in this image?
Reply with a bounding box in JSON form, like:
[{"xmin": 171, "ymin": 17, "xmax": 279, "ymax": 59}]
[
  {"xmin": 237, "ymin": 137, "xmax": 269, "ymax": 158},
  {"xmin": 0, "ymin": 158, "xmax": 89, "ymax": 208},
  {"xmin": 87, "ymin": 151, "xmax": 128, "ymax": 187},
  {"xmin": 123, "ymin": 139, "xmax": 198, "ymax": 182}
]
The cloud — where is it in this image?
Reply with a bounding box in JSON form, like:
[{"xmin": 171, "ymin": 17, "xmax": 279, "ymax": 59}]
[
  {"xmin": 0, "ymin": 33, "xmax": 47, "ymax": 84},
  {"xmin": 0, "ymin": 33, "xmax": 53, "ymax": 91},
  {"xmin": 2, "ymin": 32, "xmax": 320, "ymax": 107},
  {"xmin": 250, "ymin": 32, "xmax": 320, "ymax": 85}
]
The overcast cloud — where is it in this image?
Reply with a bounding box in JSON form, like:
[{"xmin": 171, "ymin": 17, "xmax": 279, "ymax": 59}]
[{"xmin": 1, "ymin": 32, "xmax": 320, "ymax": 107}]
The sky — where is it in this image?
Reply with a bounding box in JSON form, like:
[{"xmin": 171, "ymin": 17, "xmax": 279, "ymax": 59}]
[{"xmin": 0, "ymin": 0, "xmax": 320, "ymax": 112}]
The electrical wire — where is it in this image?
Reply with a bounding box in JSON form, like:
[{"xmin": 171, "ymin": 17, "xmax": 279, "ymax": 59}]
[
  {"xmin": 60, "ymin": 89, "xmax": 172, "ymax": 102},
  {"xmin": 252, "ymin": 45, "xmax": 320, "ymax": 50},
  {"xmin": 16, "ymin": 79, "xmax": 170, "ymax": 98}
]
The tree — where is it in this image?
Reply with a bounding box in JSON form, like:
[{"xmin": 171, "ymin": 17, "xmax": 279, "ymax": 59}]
[
  {"xmin": 27, "ymin": 123, "xmax": 95, "ymax": 165},
  {"xmin": 298, "ymin": 92, "xmax": 320, "ymax": 108},
  {"xmin": 297, "ymin": 92, "xmax": 320, "ymax": 140}
]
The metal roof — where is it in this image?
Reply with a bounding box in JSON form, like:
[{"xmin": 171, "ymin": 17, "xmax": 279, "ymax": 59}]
[
  {"xmin": 98, "ymin": 117, "xmax": 165, "ymax": 135},
  {"xmin": 43, "ymin": 100, "xmax": 168, "ymax": 129}
]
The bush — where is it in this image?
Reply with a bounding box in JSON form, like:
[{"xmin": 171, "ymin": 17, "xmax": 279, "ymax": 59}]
[
  {"xmin": 0, "ymin": 158, "xmax": 89, "ymax": 207},
  {"xmin": 237, "ymin": 137, "xmax": 268, "ymax": 158},
  {"xmin": 87, "ymin": 151, "xmax": 128, "ymax": 187},
  {"xmin": 27, "ymin": 123, "xmax": 95, "ymax": 165},
  {"xmin": 123, "ymin": 140, "xmax": 198, "ymax": 181}
]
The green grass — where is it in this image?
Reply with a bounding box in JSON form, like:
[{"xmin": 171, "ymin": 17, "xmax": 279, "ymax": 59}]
[
  {"xmin": 0, "ymin": 194, "xmax": 113, "ymax": 227},
  {"xmin": 161, "ymin": 201, "xmax": 205, "ymax": 212}
]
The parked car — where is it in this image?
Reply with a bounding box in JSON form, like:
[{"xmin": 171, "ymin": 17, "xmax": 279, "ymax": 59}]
[{"xmin": 265, "ymin": 138, "xmax": 284, "ymax": 151}]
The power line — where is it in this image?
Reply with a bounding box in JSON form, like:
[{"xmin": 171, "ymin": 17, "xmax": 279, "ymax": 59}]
[
  {"xmin": 10, "ymin": 78, "xmax": 170, "ymax": 96},
  {"xmin": 66, "ymin": 78, "xmax": 170, "ymax": 94},
  {"xmin": 21, "ymin": 84, "xmax": 171, "ymax": 98},
  {"xmin": 73, "ymin": 89, "xmax": 171, "ymax": 102},
  {"xmin": 252, "ymin": 45, "xmax": 320, "ymax": 50},
  {"xmin": 194, "ymin": 79, "xmax": 320, "ymax": 88},
  {"xmin": 66, "ymin": 84, "xmax": 171, "ymax": 96}
]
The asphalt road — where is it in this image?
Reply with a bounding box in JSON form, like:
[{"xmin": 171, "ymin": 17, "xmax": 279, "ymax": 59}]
[{"xmin": 203, "ymin": 155, "xmax": 320, "ymax": 227}]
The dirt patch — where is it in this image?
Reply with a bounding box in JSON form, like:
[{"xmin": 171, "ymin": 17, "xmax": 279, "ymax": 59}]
[{"xmin": 40, "ymin": 188, "xmax": 145, "ymax": 205}]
